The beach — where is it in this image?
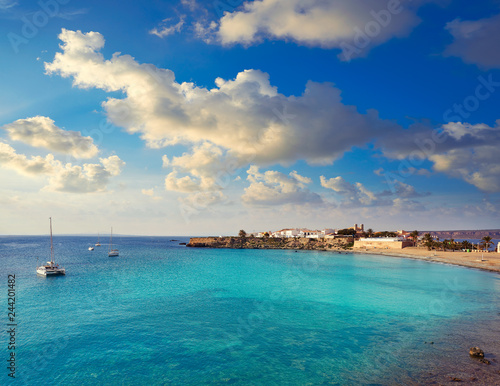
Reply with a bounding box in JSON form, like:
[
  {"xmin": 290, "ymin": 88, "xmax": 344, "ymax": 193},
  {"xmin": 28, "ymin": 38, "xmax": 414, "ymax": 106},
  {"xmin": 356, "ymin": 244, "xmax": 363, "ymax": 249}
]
[{"xmin": 354, "ymin": 246, "xmax": 500, "ymax": 273}]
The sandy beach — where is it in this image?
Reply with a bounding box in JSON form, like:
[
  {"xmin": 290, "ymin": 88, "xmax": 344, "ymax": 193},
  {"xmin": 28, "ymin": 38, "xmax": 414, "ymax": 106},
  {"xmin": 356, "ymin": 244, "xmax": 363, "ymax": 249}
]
[{"xmin": 353, "ymin": 246, "xmax": 500, "ymax": 273}]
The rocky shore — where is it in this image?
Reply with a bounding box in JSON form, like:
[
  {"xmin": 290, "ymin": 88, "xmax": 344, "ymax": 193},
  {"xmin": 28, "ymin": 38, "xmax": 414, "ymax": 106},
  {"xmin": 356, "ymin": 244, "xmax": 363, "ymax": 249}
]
[
  {"xmin": 187, "ymin": 238, "xmax": 500, "ymax": 274},
  {"xmin": 187, "ymin": 236, "xmax": 353, "ymax": 250}
]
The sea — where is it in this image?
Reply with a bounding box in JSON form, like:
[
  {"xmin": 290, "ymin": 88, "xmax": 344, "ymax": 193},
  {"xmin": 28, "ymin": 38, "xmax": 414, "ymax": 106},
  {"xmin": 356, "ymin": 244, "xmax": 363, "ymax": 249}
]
[{"xmin": 2, "ymin": 235, "xmax": 500, "ymax": 385}]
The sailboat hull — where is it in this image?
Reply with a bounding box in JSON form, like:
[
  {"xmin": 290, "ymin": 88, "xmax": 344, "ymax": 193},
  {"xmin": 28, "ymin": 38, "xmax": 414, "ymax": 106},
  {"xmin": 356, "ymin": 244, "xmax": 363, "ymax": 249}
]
[
  {"xmin": 37, "ymin": 266, "xmax": 66, "ymax": 276},
  {"xmin": 108, "ymin": 250, "xmax": 119, "ymax": 257}
]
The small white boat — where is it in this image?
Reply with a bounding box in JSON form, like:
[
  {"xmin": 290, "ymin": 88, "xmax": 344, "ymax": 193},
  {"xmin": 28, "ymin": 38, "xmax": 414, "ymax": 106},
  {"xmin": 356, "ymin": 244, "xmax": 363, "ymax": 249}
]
[
  {"xmin": 95, "ymin": 233, "xmax": 101, "ymax": 247},
  {"xmin": 37, "ymin": 218, "xmax": 66, "ymax": 276},
  {"xmin": 108, "ymin": 227, "xmax": 119, "ymax": 257},
  {"xmin": 88, "ymin": 246, "xmax": 94, "ymax": 251}
]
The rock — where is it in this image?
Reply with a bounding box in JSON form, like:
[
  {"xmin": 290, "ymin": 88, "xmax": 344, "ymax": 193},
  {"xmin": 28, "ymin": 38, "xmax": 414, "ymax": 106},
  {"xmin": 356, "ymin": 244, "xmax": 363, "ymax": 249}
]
[
  {"xmin": 479, "ymin": 358, "xmax": 491, "ymax": 365},
  {"xmin": 469, "ymin": 347, "xmax": 484, "ymax": 358},
  {"xmin": 449, "ymin": 376, "xmax": 462, "ymax": 382}
]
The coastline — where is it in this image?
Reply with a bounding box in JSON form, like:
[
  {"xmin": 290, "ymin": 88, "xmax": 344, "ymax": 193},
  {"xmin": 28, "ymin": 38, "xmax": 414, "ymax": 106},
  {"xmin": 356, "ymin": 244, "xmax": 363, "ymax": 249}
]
[
  {"xmin": 187, "ymin": 237, "xmax": 500, "ymax": 274},
  {"xmin": 353, "ymin": 246, "xmax": 500, "ymax": 274}
]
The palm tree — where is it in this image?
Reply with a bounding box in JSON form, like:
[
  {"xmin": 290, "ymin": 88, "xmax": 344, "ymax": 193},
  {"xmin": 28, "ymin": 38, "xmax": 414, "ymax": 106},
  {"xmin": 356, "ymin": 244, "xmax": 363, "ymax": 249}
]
[
  {"xmin": 461, "ymin": 240, "xmax": 472, "ymax": 251},
  {"xmin": 423, "ymin": 233, "xmax": 433, "ymax": 251},
  {"xmin": 481, "ymin": 236, "xmax": 493, "ymax": 251},
  {"xmin": 410, "ymin": 230, "xmax": 419, "ymax": 246},
  {"xmin": 366, "ymin": 228, "xmax": 374, "ymax": 238}
]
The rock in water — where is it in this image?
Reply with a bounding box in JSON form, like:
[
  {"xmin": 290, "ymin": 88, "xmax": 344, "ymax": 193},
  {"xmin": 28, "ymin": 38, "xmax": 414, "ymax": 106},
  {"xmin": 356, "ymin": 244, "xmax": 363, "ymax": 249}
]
[{"xmin": 469, "ymin": 347, "xmax": 485, "ymax": 358}]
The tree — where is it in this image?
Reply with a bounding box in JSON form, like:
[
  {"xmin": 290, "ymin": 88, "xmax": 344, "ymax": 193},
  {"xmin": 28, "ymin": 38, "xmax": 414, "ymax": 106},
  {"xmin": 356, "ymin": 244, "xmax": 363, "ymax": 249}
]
[
  {"xmin": 481, "ymin": 236, "xmax": 493, "ymax": 251},
  {"xmin": 423, "ymin": 233, "xmax": 433, "ymax": 251},
  {"xmin": 239, "ymin": 230, "xmax": 247, "ymax": 239},
  {"xmin": 263, "ymin": 232, "xmax": 270, "ymax": 239},
  {"xmin": 366, "ymin": 228, "xmax": 374, "ymax": 238},
  {"xmin": 461, "ymin": 240, "xmax": 472, "ymax": 250},
  {"xmin": 337, "ymin": 228, "xmax": 357, "ymax": 236},
  {"xmin": 410, "ymin": 230, "xmax": 419, "ymax": 246}
]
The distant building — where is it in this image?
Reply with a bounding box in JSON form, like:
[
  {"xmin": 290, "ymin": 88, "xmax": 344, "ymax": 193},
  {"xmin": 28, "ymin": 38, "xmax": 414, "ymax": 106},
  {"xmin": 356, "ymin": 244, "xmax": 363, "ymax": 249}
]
[
  {"xmin": 397, "ymin": 230, "xmax": 411, "ymax": 239},
  {"xmin": 349, "ymin": 224, "xmax": 365, "ymax": 235}
]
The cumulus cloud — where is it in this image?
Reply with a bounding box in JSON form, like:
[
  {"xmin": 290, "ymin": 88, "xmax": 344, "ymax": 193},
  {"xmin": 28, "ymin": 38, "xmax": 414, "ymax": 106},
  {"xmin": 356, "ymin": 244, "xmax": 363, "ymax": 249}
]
[
  {"xmin": 2, "ymin": 116, "xmax": 98, "ymax": 158},
  {"xmin": 444, "ymin": 13, "xmax": 500, "ymax": 69},
  {"xmin": 45, "ymin": 29, "xmax": 397, "ymax": 167},
  {"xmin": 242, "ymin": 165, "xmax": 322, "ymax": 206},
  {"xmin": 320, "ymin": 175, "xmax": 377, "ymax": 206},
  {"xmin": 0, "ymin": 141, "xmax": 124, "ymax": 193},
  {"xmin": 163, "ymin": 142, "xmax": 242, "ymax": 192},
  {"xmin": 150, "ymin": 16, "xmax": 185, "ymax": 38},
  {"xmin": 320, "ymin": 175, "xmax": 428, "ymax": 207},
  {"xmin": 379, "ymin": 121, "xmax": 500, "ymax": 193},
  {"xmin": 212, "ymin": 0, "xmax": 437, "ymax": 59}
]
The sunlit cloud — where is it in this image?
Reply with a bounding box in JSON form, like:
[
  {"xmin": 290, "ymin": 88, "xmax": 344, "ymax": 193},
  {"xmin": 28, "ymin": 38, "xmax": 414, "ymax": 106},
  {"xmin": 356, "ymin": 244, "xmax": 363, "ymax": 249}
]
[
  {"xmin": 209, "ymin": 0, "xmax": 439, "ymax": 60},
  {"xmin": 242, "ymin": 165, "xmax": 322, "ymax": 206},
  {"xmin": 2, "ymin": 116, "xmax": 98, "ymax": 158},
  {"xmin": 0, "ymin": 141, "xmax": 124, "ymax": 193},
  {"xmin": 45, "ymin": 29, "xmax": 397, "ymax": 168}
]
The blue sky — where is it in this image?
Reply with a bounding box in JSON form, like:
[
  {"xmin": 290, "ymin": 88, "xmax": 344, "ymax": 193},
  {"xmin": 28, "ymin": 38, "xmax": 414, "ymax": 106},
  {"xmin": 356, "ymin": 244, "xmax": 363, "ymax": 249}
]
[{"xmin": 1, "ymin": 0, "xmax": 500, "ymax": 235}]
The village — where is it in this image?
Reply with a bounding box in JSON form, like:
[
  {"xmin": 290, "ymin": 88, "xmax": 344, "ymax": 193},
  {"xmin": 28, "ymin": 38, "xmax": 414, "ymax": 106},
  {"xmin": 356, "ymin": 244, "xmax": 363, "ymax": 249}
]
[{"xmin": 248, "ymin": 224, "xmax": 500, "ymax": 252}]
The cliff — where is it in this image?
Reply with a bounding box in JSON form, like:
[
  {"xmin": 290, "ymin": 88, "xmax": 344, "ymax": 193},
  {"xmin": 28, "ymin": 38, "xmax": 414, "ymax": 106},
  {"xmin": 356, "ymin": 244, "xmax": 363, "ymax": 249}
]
[{"xmin": 187, "ymin": 237, "xmax": 353, "ymax": 250}]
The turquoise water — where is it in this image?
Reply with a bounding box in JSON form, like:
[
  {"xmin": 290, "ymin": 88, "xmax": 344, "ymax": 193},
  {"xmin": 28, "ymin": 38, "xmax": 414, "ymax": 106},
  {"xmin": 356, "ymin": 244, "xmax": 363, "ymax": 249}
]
[{"xmin": 2, "ymin": 236, "xmax": 500, "ymax": 385}]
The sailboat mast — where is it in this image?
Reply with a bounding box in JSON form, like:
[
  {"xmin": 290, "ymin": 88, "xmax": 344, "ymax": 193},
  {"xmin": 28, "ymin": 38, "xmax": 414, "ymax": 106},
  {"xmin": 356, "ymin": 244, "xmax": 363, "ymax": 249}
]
[
  {"xmin": 50, "ymin": 217, "xmax": 54, "ymax": 264},
  {"xmin": 110, "ymin": 227, "xmax": 113, "ymax": 252}
]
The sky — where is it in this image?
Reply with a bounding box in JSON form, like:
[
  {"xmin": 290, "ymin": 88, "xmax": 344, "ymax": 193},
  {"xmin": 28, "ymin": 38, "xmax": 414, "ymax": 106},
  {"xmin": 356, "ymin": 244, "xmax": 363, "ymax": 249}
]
[{"xmin": 1, "ymin": 0, "xmax": 500, "ymax": 236}]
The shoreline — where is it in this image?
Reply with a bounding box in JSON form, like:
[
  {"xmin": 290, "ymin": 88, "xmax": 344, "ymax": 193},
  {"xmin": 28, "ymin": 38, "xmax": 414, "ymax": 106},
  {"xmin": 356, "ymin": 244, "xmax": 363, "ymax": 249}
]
[
  {"xmin": 187, "ymin": 237, "xmax": 500, "ymax": 274},
  {"xmin": 350, "ymin": 247, "xmax": 500, "ymax": 273}
]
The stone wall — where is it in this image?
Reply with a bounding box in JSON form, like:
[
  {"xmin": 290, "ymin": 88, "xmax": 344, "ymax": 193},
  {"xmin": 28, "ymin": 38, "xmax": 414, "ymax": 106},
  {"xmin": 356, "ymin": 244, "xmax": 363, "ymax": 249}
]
[{"xmin": 353, "ymin": 239, "xmax": 413, "ymax": 249}]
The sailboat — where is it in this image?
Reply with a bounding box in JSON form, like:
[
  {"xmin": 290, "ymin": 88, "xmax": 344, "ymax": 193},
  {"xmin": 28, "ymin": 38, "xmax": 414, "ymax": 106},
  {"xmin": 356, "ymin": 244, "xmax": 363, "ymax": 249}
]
[
  {"xmin": 88, "ymin": 246, "xmax": 94, "ymax": 251},
  {"xmin": 95, "ymin": 233, "xmax": 101, "ymax": 247},
  {"xmin": 37, "ymin": 217, "xmax": 66, "ymax": 276},
  {"xmin": 108, "ymin": 227, "xmax": 119, "ymax": 257}
]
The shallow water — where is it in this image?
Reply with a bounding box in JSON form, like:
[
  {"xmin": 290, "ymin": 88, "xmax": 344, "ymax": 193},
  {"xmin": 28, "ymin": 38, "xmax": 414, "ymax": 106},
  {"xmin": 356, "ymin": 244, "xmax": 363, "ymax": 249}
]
[{"xmin": 1, "ymin": 236, "xmax": 499, "ymax": 385}]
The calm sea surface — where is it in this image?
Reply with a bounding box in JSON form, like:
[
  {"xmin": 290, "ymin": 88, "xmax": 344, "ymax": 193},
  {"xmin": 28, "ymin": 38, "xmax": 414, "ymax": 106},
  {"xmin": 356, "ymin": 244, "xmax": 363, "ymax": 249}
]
[{"xmin": 1, "ymin": 236, "xmax": 500, "ymax": 385}]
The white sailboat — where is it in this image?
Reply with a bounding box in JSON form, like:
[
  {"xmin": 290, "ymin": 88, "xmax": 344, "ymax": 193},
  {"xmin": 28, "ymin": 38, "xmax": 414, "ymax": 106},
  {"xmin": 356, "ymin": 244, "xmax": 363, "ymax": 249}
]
[
  {"xmin": 108, "ymin": 227, "xmax": 119, "ymax": 257},
  {"xmin": 95, "ymin": 233, "xmax": 101, "ymax": 247},
  {"xmin": 37, "ymin": 217, "xmax": 66, "ymax": 276},
  {"xmin": 88, "ymin": 246, "xmax": 94, "ymax": 251}
]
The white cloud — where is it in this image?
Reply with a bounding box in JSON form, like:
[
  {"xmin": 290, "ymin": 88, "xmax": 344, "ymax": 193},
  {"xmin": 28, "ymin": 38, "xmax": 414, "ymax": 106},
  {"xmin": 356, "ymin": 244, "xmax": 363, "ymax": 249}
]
[
  {"xmin": 0, "ymin": 141, "xmax": 55, "ymax": 175},
  {"xmin": 45, "ymin": 29, "xmax": 397, "ymax": 167},
  {"xmin": 444, "ymin": 13, "xmax": 500, "ymax": 69},
  {"xmin": 212, "ymin": 0, "xmax": 437, "ymax": 59},
  {"xmin": 320, "ymin": 175, "xmax": 377, "ymax": 206},
  {"xmin": 0, "ymin": 141, "xmax": 124, "ymax": 193},
  {"xmin": 163, "ymin": 142, "xmax": 243, "ymax": 192},
  {"xmin": 2, "ymin": 116, "xmax": 98, "ymax": 158},
  {"xmin": 150, "ymin": 16, "xmax": 185, "ymax": 38},
  {"xmin": 47, "ymin": 155, "xmax": 125, "ymax": 193},
  {"xmin": 380, "ymin": 121, "xmax": 500, "ymax": 193},
  {"xmin": 320, "ymin": 175, "xmax": 428, "ymax": 207},
  {"xmin": 242, "ymin": 165, "xmax": 322, "ymax": 206}
]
